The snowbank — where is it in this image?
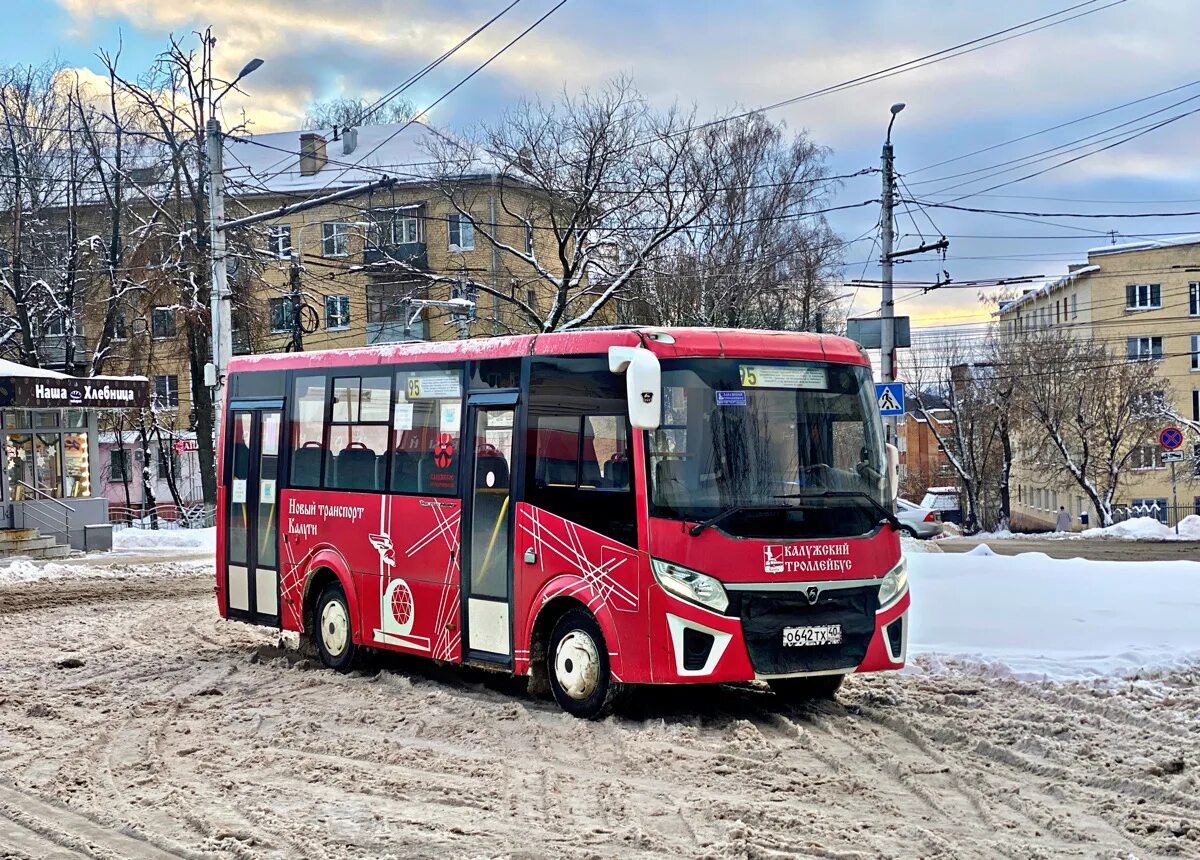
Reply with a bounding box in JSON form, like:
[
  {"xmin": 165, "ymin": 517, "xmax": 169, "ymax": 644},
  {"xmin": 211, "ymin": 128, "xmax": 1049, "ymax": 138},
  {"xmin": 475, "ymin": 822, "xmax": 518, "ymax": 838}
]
[
  {"xmin": 906, "ymin": 549, "xmax": 1200, "ymax": 681},
  {"xmin": 1080, "ymin": 515, "xmax": 1200, "ymax": 541},
  {"xmin": 112, "ymin": 526, "xmax": 216, "ymax": 551}
]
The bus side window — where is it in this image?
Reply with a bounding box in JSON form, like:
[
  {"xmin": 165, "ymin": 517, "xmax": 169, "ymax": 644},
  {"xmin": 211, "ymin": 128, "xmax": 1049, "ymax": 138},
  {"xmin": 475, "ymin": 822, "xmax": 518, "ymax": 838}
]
[
  {"xmin": 326, "ymin": 376, "xmax": 391, "ymax": 492},
  {"xmin": 391, "ymin": 366, "xmax": 463, "ymax": 496},
  {"xmin": 289, "ymin": 374, "xmax": 327, "ymax": 488}
]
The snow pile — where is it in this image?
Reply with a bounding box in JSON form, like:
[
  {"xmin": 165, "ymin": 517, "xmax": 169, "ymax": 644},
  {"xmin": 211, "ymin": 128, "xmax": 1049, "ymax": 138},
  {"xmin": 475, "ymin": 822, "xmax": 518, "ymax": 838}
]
[
  {"xmin": 965, "ymin": 543, "xmax": 996, "ymax": 557},
  {"xmin": 906, "ymin": 549, "xmax": 1200, "ymax": 681},
  {"xmin": 1080, "ymin": 515, "xmax": 1200, "ymax": 541},
  {"xmin": 0, "ymin": 557, "xmax": 209, "ymax": 586},
  {"xmin": 112, "ymin": 526, "xmax": 216, "ymax": 551}
]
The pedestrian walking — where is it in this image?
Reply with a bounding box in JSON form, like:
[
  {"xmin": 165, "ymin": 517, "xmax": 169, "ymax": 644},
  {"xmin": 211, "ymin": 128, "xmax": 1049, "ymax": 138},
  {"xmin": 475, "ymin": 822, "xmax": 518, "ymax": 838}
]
[{"xmin": 1055, "ymin": 506, "xmax": 1071, "ymax": 533}]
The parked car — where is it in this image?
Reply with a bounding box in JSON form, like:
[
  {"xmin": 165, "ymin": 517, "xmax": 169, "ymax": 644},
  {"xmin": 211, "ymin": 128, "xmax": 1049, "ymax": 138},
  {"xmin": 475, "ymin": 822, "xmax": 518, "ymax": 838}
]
[
  {"xmin": 919, "ymin": 486, "xmax": 962, "ymax": 526},
  {"xmin": 897, "ymin": 498, "xmax": 943, "ymax": 539}
]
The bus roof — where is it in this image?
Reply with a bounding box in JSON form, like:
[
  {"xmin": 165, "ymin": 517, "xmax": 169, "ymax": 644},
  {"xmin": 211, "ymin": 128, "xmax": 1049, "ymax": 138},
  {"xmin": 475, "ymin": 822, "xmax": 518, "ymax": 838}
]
[{"xmin": 226, "ymin": 327, "xmax": 869, "ymax": 374}]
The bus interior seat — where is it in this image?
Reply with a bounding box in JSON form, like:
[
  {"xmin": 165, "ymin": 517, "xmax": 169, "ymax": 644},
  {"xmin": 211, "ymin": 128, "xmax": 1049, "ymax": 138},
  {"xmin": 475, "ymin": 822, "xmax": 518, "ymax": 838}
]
[
  {"xmin": 335, "ymin": 442, "xmax": 380, "ymax": 490},
  {"xmin": 292, "ymin": 442, "xmax": 323, "ymax": 486},
  {"xmin": 604, "ymin": 454, "xmax": 630, "ymax": 489},
  {"xmin": 392, "ymin": 449, "xmax": 421, "ymax": 492},
  {"xmin": 476, "ymin": 451, "xmax": 510, "ymax": 489}
]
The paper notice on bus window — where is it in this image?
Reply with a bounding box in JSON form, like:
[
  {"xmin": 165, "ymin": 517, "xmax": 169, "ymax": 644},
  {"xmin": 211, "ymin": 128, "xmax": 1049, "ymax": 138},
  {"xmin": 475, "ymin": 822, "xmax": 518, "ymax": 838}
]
[
  {"xmin": 393, "ymin": 402, "xmax": 414, "ymax": 431},
  {"xmin": 231, "ymin": 478, "xmax": 247, "ymax": 504},
  {"xmin": 259, "ymin": 479, "xmax": 276, "ymax": 504},
  {"xmin": 407, "ymin": 373, "xmax": 461, "ymax": 399},
  {"xmin": 739, "ymin": 365, "xmax": 828, "ymax": 390},
  {"xmin": 440, "ymin": 401, "xmax": 461, "ymax": 432}
]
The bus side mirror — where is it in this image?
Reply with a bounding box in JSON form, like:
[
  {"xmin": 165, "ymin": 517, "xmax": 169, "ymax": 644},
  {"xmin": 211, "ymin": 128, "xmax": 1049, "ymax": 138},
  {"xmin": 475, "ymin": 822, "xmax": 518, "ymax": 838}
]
[
  {"xmin": 608, "ymin": 346, "xmax": 661, "ymax": 430},
  {"xmin": 886, "ymin": 443, "xmax": 899, "ymax": 501}
]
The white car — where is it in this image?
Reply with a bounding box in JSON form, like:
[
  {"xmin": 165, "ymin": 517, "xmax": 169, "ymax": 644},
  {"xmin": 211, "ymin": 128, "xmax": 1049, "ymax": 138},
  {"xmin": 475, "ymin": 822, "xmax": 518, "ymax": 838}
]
[{"xmin": 897, "ymin": 498, "xmax": 943, "ymax": 539}]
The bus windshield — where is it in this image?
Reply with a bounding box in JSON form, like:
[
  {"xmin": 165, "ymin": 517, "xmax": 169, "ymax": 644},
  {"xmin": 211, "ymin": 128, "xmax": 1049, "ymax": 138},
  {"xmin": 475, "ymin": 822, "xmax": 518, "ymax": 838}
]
[{"xmin": 648, "ymin": 358, "xmax": 887, "ymax": 539}]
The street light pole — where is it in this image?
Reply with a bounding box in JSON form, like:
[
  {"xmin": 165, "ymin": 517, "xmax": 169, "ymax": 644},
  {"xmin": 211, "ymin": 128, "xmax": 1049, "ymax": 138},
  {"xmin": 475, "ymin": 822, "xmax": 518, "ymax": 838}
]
[
  {"xmin": 205, "ymin": 57, "xmax": 263, "ymax": 448},
  {"xmin": 880, "ymin": 102, "xmax": 904, "ymax": 444}
]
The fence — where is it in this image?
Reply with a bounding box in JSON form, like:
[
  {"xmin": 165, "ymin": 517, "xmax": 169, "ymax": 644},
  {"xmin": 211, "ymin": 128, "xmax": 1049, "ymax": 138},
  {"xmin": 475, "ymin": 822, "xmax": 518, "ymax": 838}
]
[
  {"xmin": 1109, "ymin": 502, "xmax": 1200, "ymax": 529},
  {"xmin": 109, "ymin": 503, "xmax": 214, "ymax": 530}
]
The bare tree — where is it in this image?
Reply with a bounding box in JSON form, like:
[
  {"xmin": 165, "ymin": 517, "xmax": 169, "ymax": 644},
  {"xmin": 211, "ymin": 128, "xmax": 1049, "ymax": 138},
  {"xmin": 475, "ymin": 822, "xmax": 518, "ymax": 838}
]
[
  {"xmin": 627, "ymin": 113, "xmax": 845, "ymax": 331},
  {"xmin": 1009, "ymin": 329, "xmax": 1170, "ymax": 526},
  {"xmin": 424, "ymin": 76, "xmax": 727, "ymax": 332},
  {"xmin": 909, "ymin": 335, "xmax": 1007, "ymax": 533},
  {"xmin": 302, "ymin": 95, "xmax": 416, "ymax": 129}
]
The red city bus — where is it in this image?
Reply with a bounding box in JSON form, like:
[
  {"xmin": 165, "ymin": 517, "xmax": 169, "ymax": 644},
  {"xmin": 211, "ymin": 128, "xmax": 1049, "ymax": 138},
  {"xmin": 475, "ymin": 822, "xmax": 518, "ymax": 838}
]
[{"xmin": 216, "ymin": 328, "xmax": 908, "ymax": 718}]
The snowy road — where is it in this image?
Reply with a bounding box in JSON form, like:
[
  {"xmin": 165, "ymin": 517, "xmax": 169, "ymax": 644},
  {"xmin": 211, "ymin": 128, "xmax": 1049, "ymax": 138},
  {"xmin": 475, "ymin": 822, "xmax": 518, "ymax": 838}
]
[{"xmin": 1, "ymin": 564, "xmax": 1198, "ymax": 858}]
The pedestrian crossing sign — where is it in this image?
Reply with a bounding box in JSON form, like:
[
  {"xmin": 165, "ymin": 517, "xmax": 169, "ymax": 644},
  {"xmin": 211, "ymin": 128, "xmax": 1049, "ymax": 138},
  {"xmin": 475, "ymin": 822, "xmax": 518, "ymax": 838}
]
[{"xmin": 876, "ymin": 382, "xmax": 904, "ymax": 416}]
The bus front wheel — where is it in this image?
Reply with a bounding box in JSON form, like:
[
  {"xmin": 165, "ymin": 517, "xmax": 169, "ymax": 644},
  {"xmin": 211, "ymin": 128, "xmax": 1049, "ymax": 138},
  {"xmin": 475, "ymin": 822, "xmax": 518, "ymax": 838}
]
[
  {"xmin": 313, "ymin": 582, "xmax": 360, "ymax": 672},
  {"xmin": 547, "ymin": 608, "xmax": 622, "ymax": 719}
]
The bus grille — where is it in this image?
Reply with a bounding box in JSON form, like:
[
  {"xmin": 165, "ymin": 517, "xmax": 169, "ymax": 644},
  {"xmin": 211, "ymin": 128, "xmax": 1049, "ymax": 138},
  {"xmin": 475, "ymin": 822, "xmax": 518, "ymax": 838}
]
[{"xmin": 732, "ymin": 586, "xmax": 878, "ymax": 676}]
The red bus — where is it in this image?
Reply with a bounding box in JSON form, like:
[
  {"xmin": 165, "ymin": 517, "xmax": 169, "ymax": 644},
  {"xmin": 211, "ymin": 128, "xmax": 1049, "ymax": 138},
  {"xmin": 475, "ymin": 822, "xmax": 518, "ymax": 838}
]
[{"xmin": 216, "ymin": 328, "xmax": 908, "ymax": 718}]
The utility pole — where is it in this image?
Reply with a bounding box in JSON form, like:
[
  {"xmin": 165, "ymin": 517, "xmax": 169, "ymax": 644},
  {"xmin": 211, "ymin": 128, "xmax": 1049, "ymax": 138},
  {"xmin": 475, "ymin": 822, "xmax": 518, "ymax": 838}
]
[
  {"xmin": 879, "ymin": 104, "xmax": 902, "ymax": 444},
  {"xmin": 288, "ymin": 257, "xmax": 304, "ymax": 353},
  {"xmin": 205, "ymin": 115, "xmax": 231, "ymax": 443}
]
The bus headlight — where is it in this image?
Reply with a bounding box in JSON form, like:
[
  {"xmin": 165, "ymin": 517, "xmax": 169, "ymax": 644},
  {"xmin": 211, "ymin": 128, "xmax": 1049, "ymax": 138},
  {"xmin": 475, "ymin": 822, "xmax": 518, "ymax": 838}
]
[
  {"xmin": 651, "ymin": 559, "xmax": 729, "ymax": 614},
  {"xmin": 877, "ymin": 558, "xmax": 908, "ymax": 612}
]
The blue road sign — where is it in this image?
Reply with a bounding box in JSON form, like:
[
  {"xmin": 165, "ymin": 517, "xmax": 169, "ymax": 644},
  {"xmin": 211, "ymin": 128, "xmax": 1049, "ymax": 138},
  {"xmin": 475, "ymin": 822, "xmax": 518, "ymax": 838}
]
[
  {"xmin": 876, "ymin": 382, "xmax": 905, "ymax": 416},
  {"xmin": 1160, "ymin": 426, "xmax": 1183, "ymax": 451}
]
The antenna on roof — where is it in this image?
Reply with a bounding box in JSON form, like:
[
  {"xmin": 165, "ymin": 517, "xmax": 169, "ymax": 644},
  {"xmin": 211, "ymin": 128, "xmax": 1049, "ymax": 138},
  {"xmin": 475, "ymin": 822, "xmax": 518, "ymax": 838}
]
[{"xmin": 1109, "ymin": 229, "xmax": 1118, "ymax": 245}]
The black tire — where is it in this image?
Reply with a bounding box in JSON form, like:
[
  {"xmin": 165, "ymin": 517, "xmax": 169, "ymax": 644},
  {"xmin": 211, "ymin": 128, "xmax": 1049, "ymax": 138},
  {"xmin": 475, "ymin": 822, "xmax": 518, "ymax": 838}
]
[
  {"xmin": 312, "ymin": 582, "xmax": 360, "ymax": 672},
  {"xmin": 769, "ymin": 673, "xmax": 845, "ymax": 703},
  {"xmin": 546, "ymin": 608, "xmax": 622, "ymax": 719}
]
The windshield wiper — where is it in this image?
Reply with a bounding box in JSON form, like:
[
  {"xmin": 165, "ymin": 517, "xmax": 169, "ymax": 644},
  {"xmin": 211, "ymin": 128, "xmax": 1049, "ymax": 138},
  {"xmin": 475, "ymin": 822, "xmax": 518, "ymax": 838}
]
[
  {"xmin": 777, "ymin": 490, "xmax": 902, "ymax": 532},
  {"xmin": 688, "ymin": 504, "xmax": 784, "ymax": 537}
]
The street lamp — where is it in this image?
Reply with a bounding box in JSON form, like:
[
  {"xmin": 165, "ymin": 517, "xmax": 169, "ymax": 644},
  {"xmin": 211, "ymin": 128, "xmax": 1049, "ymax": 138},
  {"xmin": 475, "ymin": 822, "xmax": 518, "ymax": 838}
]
[
  {"xmin": 886, "ymin": 102, "xmax": 906, "ymax": 145},
  {"xmin": 213, "ymin": 58, "xmax": 265, "ymax": 107}
]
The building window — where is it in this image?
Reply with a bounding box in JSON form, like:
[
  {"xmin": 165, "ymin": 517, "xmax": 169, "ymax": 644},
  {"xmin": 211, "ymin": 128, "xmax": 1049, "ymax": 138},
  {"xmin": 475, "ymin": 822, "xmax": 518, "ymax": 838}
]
[
  {"xmin": 109, "ymin": 449, "xmax": 132, "ymax": 482},
  {"xmin": 151, "ymin": 307, "xmax": 176, "ymax": 339},
  {"xmin": 269, "ymin": 298, "xmax": 295, "ymax": 333},
  {"xmin": 1055, "ymin": 301, "xmax": 1060, "ymax": 325},
  {"xmin": 112, "ymin": 307, "xmax": 129, "ymax": 341},
  {"xmin": 154, "ymin": 374, "xmax": 179, "ymax": 407},
  {"xmin": 1192, "ymin": 334, "xmax": 1200, "ymax": 371},
  {"xmin": 392, "ymin": 213, "xmax": 421, "ymax": 244},
  {"xmin": 1125, "ymin": 283, "xmax": 1161, "ymax": 310},
  {"xmin": 1130, "ymin": 390, "xmax": 1165, "ymax": 418},
  {"xmin": 1193, "ymin": 389, "xmax": 1199, "ymax": 423},
  {"xmin": 1191, "ymin": 282, "xmax": 1200, "ymax": 316},
  {"xmin": 322, "ymin": 222, "xmax": 350, "ymax": 257},
  {"xmin": 524, "ymin": 222, "xmax": 534, "ymax": 255},
  {"xmin": 1071, "ymin": 293, "xmax": 1078, "ymax": 319},
  {"xmin": 269, "ymin": 225, "xmax": 292, "ymax": 259},
  {"xmin": 1131, "ymin": 445, "xmax": 1162, "ymax": 471},
  {"xmin": 1126, "ymin": 336, "xmax": 1163, "ymax": 361},
  {"xmin": 448, "ymin": 213, "xmax": 475, "ymax": 251},
  {"xmin": 325, "ymin": 294, "xmax": 350, "ymax": 330}
]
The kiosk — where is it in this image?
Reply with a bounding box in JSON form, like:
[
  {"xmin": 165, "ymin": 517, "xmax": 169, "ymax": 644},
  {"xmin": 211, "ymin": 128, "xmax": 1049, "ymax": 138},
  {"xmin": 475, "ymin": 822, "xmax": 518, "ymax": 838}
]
[{"xmin": 0, "ymin": 358, "xmax": 149, "ymax": 551}]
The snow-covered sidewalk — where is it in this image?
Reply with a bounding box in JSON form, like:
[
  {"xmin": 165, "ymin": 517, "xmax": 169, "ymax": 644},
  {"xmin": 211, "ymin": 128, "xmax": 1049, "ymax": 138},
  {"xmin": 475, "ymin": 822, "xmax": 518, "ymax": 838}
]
[
  {"xmin": 0, "ymin": 527, "xmax": 214, "ymax": 586},
  {"xmin": 907, "ymin": 546, "xmax": 1200, "ymax": 681},
  {"xmin": 973, "ymin": 514, "xmax": 1200, "ymax": 542}
]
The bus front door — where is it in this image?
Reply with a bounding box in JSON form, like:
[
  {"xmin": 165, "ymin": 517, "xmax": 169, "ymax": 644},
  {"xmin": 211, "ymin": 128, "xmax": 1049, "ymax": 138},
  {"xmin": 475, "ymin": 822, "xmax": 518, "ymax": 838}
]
[
  {"xmin": 462, "ymin": 402, "xmax": 516, "ymax": 661},
  {"xmin": 225, "ymin": 407, "xmax": 283, "ymax": 625}
]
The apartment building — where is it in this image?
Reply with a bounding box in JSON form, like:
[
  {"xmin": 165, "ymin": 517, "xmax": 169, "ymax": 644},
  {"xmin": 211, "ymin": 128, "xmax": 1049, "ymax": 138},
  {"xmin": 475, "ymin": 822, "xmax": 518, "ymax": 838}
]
[
  {"xmin": 998, "ymin": 236, "xmax": 1200, "ymax": 529},
  {"xmin": 896, "ymin": 408, "xmax": 956, "ymax": 501}
]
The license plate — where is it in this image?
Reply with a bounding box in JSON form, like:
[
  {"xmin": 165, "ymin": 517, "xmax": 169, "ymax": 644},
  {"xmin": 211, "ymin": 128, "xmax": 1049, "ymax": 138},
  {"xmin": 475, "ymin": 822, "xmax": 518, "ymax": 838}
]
[{"xmin": 782, "ymin": 624, "xmax": 842, "ymax": 647}]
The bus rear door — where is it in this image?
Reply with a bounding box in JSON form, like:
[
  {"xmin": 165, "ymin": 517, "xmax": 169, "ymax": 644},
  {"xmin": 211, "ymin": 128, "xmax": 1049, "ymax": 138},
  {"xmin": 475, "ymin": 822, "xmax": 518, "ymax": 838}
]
[{"xmin": 225, "ymin": 404, "xmax": 283, "ymax": 625}]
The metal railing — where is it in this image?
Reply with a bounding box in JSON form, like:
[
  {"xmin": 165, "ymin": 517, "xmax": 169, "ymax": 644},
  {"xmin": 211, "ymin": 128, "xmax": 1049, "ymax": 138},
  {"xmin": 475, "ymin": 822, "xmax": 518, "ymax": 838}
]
[
  {"xmin": 1110, "ymin": 503, "xmax": 1200, "ymax": 530},
  {"xmin": 13, "ymin": 480, "xmax": 72, "ymax": 538},
  {"xmin": 109, "ymin": 503, "xmax": 214, "ymax": 530}
]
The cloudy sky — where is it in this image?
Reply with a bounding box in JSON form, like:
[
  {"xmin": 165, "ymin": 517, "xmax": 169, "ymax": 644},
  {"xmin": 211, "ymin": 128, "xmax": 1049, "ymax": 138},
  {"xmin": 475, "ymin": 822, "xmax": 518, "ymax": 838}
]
[{"xmin": 10, "ymin": 0, "xmax": 1200, "ymax": 334}]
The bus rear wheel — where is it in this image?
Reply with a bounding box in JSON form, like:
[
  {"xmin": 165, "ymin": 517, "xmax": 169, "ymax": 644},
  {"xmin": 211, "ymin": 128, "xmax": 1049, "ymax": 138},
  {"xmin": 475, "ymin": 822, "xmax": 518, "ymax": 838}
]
[
  {"xmin": 313, "ymin": 582, "xmax": 360, "ymax": 672},
  {"xmin": 547, "ymin": 608, "xmax": 622, "ymax": 719},
  {"xmin": 769, "ymin": 674, "xmax": 845, "ymax": 703}
]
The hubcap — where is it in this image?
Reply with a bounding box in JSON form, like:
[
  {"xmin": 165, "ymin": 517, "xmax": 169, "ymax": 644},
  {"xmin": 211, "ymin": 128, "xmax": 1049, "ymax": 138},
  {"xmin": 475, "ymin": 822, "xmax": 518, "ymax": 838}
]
[
  {"xmin": 320, "ymin": 599, "xmax": 350, "ymax": 658},
  {"xmin": 554, "ymin": 629, "xmax": 601, "ymax": 701}
]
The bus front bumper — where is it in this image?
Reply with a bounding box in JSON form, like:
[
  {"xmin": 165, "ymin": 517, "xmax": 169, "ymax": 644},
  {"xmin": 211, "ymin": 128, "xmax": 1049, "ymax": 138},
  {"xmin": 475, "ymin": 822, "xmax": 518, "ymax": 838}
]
[{"xmin": 648, "ymin": 581, "xmax": 910, "ymax": 684}]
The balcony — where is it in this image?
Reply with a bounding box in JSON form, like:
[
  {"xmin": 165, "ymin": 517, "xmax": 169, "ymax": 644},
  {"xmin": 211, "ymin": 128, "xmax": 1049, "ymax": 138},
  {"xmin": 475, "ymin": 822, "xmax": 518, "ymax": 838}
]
[{"xmin": 363, "ymin": 241, "xmax": 428, "ymax": 269}]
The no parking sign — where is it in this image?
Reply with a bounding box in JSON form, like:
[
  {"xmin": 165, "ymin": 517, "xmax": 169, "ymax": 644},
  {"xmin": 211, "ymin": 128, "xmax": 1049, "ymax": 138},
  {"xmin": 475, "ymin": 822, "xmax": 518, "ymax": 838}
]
[{"xmin": 1159, "ymin": 426, "xmax": 1183, "ymax": 451}]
